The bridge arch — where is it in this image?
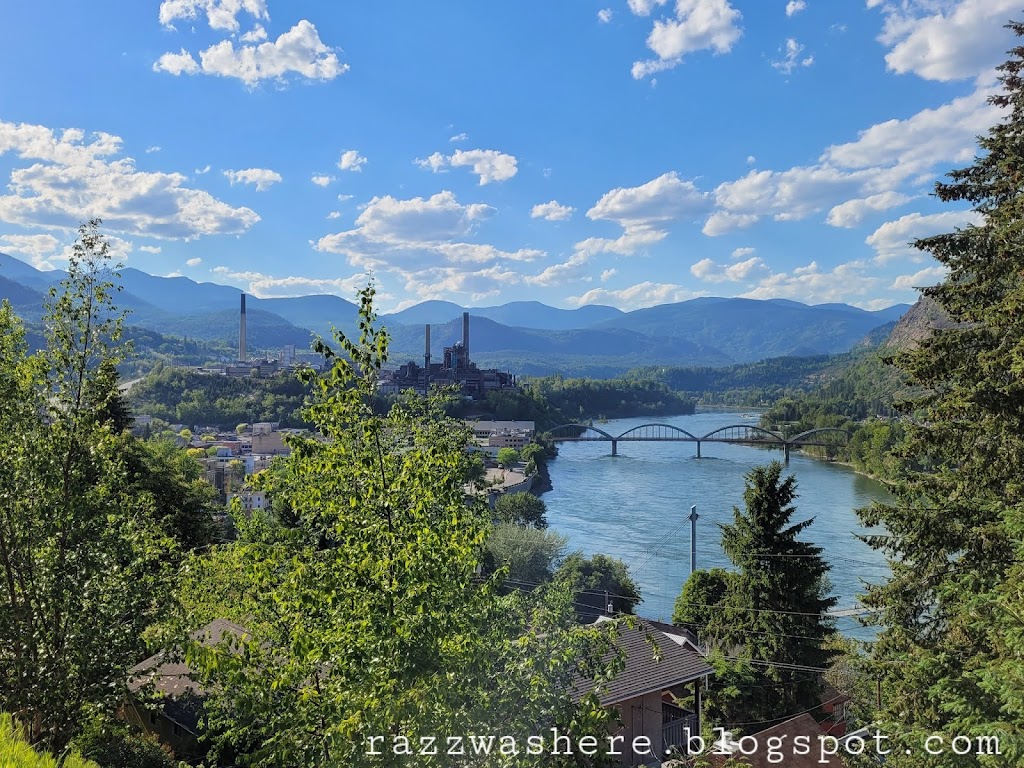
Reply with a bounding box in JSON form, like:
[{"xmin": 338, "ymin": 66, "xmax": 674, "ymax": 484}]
[
  {"xmin": 788, "ymin": 427, "xmax": 853, "ymax": 445},
  {"xmin": 547, "ymin": 423, "xmax": 615, "ymax": 441},
  {"xmin": 615, "ymin": 423, "xmax": 700, "ymax": 441},
  {"xmin": 700, "ymin": 424, "xmax": 786, "ymax": 444}
]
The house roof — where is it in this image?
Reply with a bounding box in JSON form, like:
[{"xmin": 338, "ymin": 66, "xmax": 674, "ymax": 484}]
[
  {"xmin": 575, "ymin": 617, "xmax": 713, "ymax": 706},
  {"xmin": 707, "ymin": 714, "xmax": 846, "ymax": 768},
  {"xmin": 130, "ymin": 619, "xmax": 248, "ymax": 694}
]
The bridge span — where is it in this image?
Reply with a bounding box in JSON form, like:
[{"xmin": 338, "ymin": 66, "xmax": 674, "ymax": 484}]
[{"xmin": 547, "ymin": 422, "xmax": 850, "ymax": 462}]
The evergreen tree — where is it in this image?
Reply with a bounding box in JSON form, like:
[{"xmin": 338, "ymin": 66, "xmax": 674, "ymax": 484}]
[
  {"xmin": 857, "ymin": 23, "xmax": 1024, "ymax": 764},
  {"xmin": 688, "ymin": 462, "xmax": 837, "ymax": 728}
]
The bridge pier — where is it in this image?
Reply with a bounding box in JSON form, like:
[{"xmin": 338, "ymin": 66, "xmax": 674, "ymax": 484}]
[
  {"xmin": 611, "ymin": 439, "xmax": 617, "ymax": 457},
  {"xmin": 696, "ymin": 440, "xmax": 701, "ymax": 459},
  {"xmin": 784, "ymin": 443, "xmax": 790, "ymax": 463}
]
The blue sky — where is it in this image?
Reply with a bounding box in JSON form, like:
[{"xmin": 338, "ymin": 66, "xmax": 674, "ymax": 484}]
[{"xmin": 0, "ymin": 1, "xmax": 1013, "ymax": 311}]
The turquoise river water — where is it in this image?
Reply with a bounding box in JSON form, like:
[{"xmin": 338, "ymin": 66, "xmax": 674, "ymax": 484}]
[{"xmin": 542, "ymin": 411, "xmax": 893, "ymax": 637}]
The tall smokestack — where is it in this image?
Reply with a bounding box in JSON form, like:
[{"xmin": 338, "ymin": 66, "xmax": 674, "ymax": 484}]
[
  {"xmin": 239, "ymin": 293, "xmax": 247, "ymax": 363},
  {"xmin": 424, "ymin": 324, "xmax": 431, "ymax": 369},
  {"xmin": 462, "ymin": 311, "xmax": 470, "ymax": 367}
]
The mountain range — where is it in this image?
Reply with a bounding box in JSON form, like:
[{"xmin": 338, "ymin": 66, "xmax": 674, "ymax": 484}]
[{"xmin": 0, "ymin": 253, "xmax": 910, "ymax": 377}]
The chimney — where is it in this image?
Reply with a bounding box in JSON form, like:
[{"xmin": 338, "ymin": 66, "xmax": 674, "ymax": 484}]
[
  {"xmin": 424, "ymin": 324, "xmax": 431, "ymax": 386},
  {"xmin": 239, "ymin": 293, "xmax": 247, "ymax": 363},
  {"xmin": 462, "ymin": 311, "xmax": 470, "ymax": 367}
]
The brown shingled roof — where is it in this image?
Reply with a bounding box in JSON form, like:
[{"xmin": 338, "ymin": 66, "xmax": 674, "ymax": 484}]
[{"xmin": 707, "ymin": 714, "xmax": 847, "ymax": 768}]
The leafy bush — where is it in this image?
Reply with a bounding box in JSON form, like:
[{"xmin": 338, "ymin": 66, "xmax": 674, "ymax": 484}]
[
  {"xmin": 0, "ymin": 714, "xmax": 98, "ymax": 768},
  {"xmin": 71, "ymin": 718, "xmax": 175, "ymax": 768}
]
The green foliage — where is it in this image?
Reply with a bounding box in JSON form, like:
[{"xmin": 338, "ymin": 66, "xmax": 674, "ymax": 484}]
[
  {"xmin": 484, "ymin": 523, "xmax": 568, "ymax": 585},
  {"xmin": 689, "ymin": 463, "xmax": 837, "ymax": 729},
  {"xmin": 555, "ymin": 553, "xmax": 641, "ymax": 621},
  {"xmin": 179, "ymin": 286, "xmax": 621, "ymax": 766},
  {"xmin": 0, "ymin": 221, "xmax": 174, "ymax": 752},
  {"xmin": 496, "ymin": 446, "xmax": 520, "ymax": 467},
  {"xmin": 494, "ymin": 491, "xmax": 548, "ymax": 528},
  {"xmin": 0, "ymin": 714, "xmax": 98, "ymax": 768},
  {"xmin": 856, "ymin": 27, "xmax": 1024, "ymax": 764},
  {"xmin": 71, "ymin": 717, "xmax": 175, "ymax": 768},
  {"xmin": 672, "ymin": 568, "xmax": 735, "ymax": 630},
  {"xmin": 128, "ymin": 367, "xmax": 313, "ymax": 429}
]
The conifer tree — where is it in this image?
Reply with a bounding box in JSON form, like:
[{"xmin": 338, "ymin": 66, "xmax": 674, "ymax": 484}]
[
  {"xmin": 686, "ymin": 462, "xmax": 837, "ymax": 728},
  {"xmin": 858, "ymin": 23, "xmax": 1024, "ymax": 765}
]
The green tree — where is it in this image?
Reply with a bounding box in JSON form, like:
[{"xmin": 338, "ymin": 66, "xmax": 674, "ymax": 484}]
[
  {"xmin": 672, "ymin": 567, "xmax": 735, "ymax": 631},
  {"xmin": 236, "ymin": 422, "xmax": 249, "ymax": 434},
  {"xmin": 496, "ymin": 446, "xmax": 520, "ymax": 467},
  {"xmin": 555, "ymin": 553, "xmax": 641, "ymax": 621},
  {"xmin": 856, "ymin": 25, "xmax": 1024, "ymax": 764},
  {"xmin": 178, "ymin": 427, "xmax": 192, "ymax": 441},
  {"xmin": 494, "ymin": 490, "xmax": 548, "ymax": 528},
  {"xmin": 697, "ymin": 462, "xmax": 837, "ymax": 728},
  {"xmin": 179, "ymin": 287, "xmax": 620, "ymax": 766},
  {"xmin": 0, "ymin": 221, "xmax": 172, "ymax": 752},
  {"xmin": 485, "ymin": 523, "xmax": 568, "ymax": 584}
]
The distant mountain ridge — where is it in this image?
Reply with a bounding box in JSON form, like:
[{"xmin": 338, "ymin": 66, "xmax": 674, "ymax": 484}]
[{"xmin": 0, "ymin": 252, "xmax": 911, "ymax": 375}]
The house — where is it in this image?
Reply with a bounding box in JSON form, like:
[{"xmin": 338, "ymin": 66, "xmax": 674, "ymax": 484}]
[
  {"xmin": 575, "ymin": 617, "xmax": 713, "ymax": 767},
  {"xmin": 125, "ymin": 619, "xmax": 248, "ymax": 762}
]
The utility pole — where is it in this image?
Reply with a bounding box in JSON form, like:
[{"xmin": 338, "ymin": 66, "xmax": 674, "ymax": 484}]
[{"xmin": 688, "ymin": 505, "xmax": 699, "ymax": 576}]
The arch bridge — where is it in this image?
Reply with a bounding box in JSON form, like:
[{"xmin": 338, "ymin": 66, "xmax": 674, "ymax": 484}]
[{"xmin": 547, "ymin": 423, "xmax": 850, "ymax": 462}]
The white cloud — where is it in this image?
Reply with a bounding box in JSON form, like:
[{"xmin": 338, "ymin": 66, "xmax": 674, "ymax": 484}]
[
  {"xmin": 315, "ymin": 191, "xmax": 543, "ymax": 299},
  {"xmin": 186, "ymin": 256, "xmax": 202, "ymax": 266},
  {"xmin": 0, "ymin": 119, "xmax": 259, "ymax": 239},
  {"xmin": 741, "ymin": 260, "xmax": 882, "ymax": 305},
  {"xmin": 872, "ymin": 0, "xmax": 1017, "ymax": 82},
  {"xmin": 327, "ymin": 211, "xmax": 342, "ymax": 219},
  {"xmin": 139, "ymin": 245, "xmax": 163, "ymax": 254},
  {"xmin": 337, "ymin": 193, "xmax": 354, "ymax": 202},
  {"xmin": 449, "ymin": 132, "xmax": 468, "ymax": 143},
  {"xmin": 702, "ymin": 211, "xmax": 759, "ymax": 236},
  {"xmin": 690, "ymin": 255, "xmax": 766, "ymax": 282},
  {"xmin": 165, "ymin": 271, "xmax": 183, "ymax": 278},
  {"xmin": 450, "ymin": 149, "xmax": 518, "ymax": 184},
  {"xmin": 731, "ymin": 246, "xmax": 755, "ymax": 259},
  {"xmin": 627, "ymin": 0, "xmax": 668, "ymax": 17},
  {"xmin": 311, "ymin": 174, "xmax": 334, "ymax": 187},
  {"xmin": 224, "ymin": 167, "xmax": 282, "ymax": 191},
  {"xmin": 240, "ymin": 24, "xmax": 268, "ymax": 43},
  {"xmin": 159, "ymin": 0, "xmax": 268, "ymax": 32},
  {"xmin": 584, "ymin": 171, "xmax": 711, "ymax": 255},
  {"xmin": 415, "ymin": 152, "xmax": 449, "ymax": 173},
  {"xmin": 598, "ymin": 8, "xmax": 613, "ymax": 23},
  {"xmin": 153, "ymin": 49, "xmax": 200, "ymax": 76},
  {"xmin": 771, "ymin": 38, "xmax": 814, "ymax": 74},
  {"xmin": 785, "ymin": 0, "xmax": 806, "ymax": 17},
  {"xmin": 524, "ymin": 253, "xmax": 590, "ymax": 287},
  {"xmin": 826, "ymin": 191, "xmax": 912, "ymax": 228},
  {"xmin": 0, "ymin": 233, "xmax": 61, "ymax": 269},
  {"xmin": 890, "ymin": 265, "xmax": 948, "ymax": 291},
  {"xmin": 195, "ymin": 164, "xmax": 211, "ymax": 174},
  {"xmin": 568, "ymin": 281, "xmax": 707, "ymax": 310},
  {"xmin": 531, "ymin": 200, "xmax": 575, "ymax": 221},
  {"xmin": 866, "ymin": 210, "xmax": 982, "ymax": 263},
  {"xmin": 211, "ymin": 266, "xmax": 374, "ymax": 299},
  {"xmin": 338, "ymin": 150, "xmax": 366, "ymax": 172},
  {"xmin": 156, "ymin": 20, "xmax": 348, "ymax": 86},
  {"xmin": 145, "ymin": 146, "xmax": 161, "ymax": 154},
  {"xmin": 746, "ymin": 155, "xmax": 756, "ymax": 165},
  {"xmin": 600, "ymin": 268, "xmax": 617, "ymax": 281},
  {"xmin": 631, "ymin": 0, "xmax": 743, "ymax": 79}
]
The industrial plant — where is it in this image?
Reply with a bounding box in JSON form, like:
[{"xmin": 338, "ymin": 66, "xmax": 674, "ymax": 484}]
[{"xmin": 381, "ymin": 312, "xmax": 518, "ymax": 398}]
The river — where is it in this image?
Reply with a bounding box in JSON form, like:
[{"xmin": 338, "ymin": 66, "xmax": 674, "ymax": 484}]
[{"xmin": 542, "ymin": 411, "xmax": 892, "ymax": 638}]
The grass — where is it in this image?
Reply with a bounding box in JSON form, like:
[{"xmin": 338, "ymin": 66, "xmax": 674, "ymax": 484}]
[{"xmin": 0, "ymin": 714, "xmax": 99, "ymax": 768}]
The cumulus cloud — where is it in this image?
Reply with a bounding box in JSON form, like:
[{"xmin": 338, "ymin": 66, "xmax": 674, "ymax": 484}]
[
  {"xmin": 826, "ymin": 191, "xmax": 912, "ymax": 228},
  {"xmin": 598, "ymin": 8, "xmax": 613, "ymax": 23},
  {"xmin": 628, "ymin": 0, "xmax": 668, "ymax": 15},
  {"xmin": 524, "ymin": 253, "xmax": 591, "ymax": 287},
  {"xmin": 0, "ymin": 233, "xmax": 62, "ymax": 269},
  {"xmin": 159, "ymin": 0, "xmax": 268, "ymax": 31},
  {"xmin": 872, "ymin": 0, "xmax": 1017, "ymax": 82},
  {"xmin": 415, "ymin": 152, "xmax": 448, "ymax": 173},
  {"xmin": 600, "ymin": 268, "xmax": 617, "ymax": 281},
  {"xmin": 449, "ymin": 132, "xmax": 468, "ymax": 143},
  {"xmin": 212, "ymin": 266, "xmax": 374, "ymax": 299},
  {"xmin": 731, "ymin": 246, "xmax": 755, "ymax": 259},
  {"xmin": 155, "ymin": 20, "xmax": 348, "ymax": 86},
  {"xmin": 338, "ymin": 150, "xmax": 366, "ymax": 172},
  {"xmin": 741, "ymin": 260, "xmax": 882, "ymax": 305},
  {"xmin": 631, "ymin": 0, "xmax": 743, "ymax": 79},
  {"xmin": 415, "ymin": 149, "xmax": 518, "ymax": 184},
  {"xmin": 690, "ymin": 255, "xmax": 766, "ymax": 282},
  {"xmin": 145, "ymin": 146, "xmax": 161, "ymax": 154},
  {"xmin": 866, "ymin": 210, "xmax": 982, "ymax": 263},
  {"xmin": 785, "ymin": 0, "xmax": 806, "ymax": 16},
  {"xmin": 139, "ymin": 245, "xmax": 163, "ymax": 254},
  {"xmin": 771, "ymin": 38, "xmax": 813, "ymax": 74},
  {"xmin": 0, "ymin": 119, "xmax": 259, "ymax": 239},
  {"xmin": 890, "ymin": 265, "xmax": 948, "ymax": 291},
  {"xmin": 568, "ymin": 281, "xmax": 707, "ymax": 310},
  {"xmin": 582, "ymin": 171, "xmax": 711, "ymax": 256},
  {"xmin": 531, "ymin": 200, "xmax": 575, "ymax": 221},
  {"xmin": 327, "ymin": 211, "xmax": 341, "ymax": 219},
  {"xmin": 241, "ymin": 24, "xmax": 268, "ymax": 42},
  {"xmin": 224, "ymin": 167, "xmax": 282, "ymax": 191},
  {"xmin": 311, "ymin": 174, "xmax": 334, "ymax": 187}
]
